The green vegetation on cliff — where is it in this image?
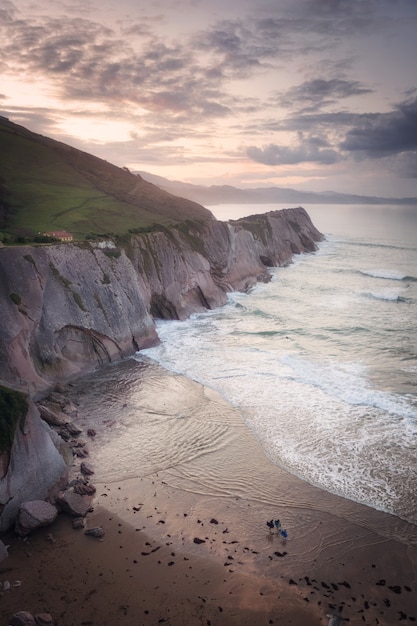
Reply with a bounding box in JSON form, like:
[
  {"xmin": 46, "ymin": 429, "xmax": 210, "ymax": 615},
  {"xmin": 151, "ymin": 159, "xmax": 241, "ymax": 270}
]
[
  {"xmin": 0, "ymin": 385, "xmax": 28, "ymax": 454},
  {"xmin": 0, "ymin": 117, "xmax": 213, "ymax": 241}
]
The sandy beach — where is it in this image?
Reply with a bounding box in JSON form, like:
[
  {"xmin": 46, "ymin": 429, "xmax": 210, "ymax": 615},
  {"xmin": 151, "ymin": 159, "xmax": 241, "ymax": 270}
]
[{"xmin": 1, "ymin": 361, "xmax": 416, "ymax": 625}]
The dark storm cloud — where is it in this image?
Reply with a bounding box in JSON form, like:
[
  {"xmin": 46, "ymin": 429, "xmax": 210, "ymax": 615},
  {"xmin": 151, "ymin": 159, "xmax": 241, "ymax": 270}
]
[
  {"xmin": 278, "ymin": 79, "xmax": 373, "ymax": 113},
  {"xmin": 340, "ymin": 97, "xmax": 417, "ymax": 157},
  {"xmin": 284, "ymin": 0, "xmax": 374, "ymax": 34},
  {"xmin": 193, "ymin": 19, "xmax": 285, "ymax": 77},
  {"xmin": 247, "ymin": 134, "xmax": 341, "ymax": 165}
]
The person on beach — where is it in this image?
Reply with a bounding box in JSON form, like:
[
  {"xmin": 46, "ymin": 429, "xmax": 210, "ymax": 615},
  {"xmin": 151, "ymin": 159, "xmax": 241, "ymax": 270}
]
[
  {"xmin": 266, "ymin": 520, "xmax": 274, "ymax": 532},
  {"xmin": 274, "ymin": 519, "xmax": 281, "ymax": 532}
]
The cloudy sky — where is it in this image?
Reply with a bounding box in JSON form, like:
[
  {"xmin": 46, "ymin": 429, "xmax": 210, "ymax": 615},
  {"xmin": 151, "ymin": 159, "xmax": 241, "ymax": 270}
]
[{"xmin": 1, "ymin": 0, "xmax": 417, "ymax": 197}]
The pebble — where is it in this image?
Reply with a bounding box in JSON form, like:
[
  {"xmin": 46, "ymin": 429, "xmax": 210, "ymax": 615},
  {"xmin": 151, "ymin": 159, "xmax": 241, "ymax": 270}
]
[{"xmin": 84, "ymin": 526, "xmax": 105, "ymax": 538}]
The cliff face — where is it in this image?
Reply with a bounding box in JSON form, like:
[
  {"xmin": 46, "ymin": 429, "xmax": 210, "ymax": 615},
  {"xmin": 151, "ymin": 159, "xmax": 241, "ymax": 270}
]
[
  {"xmin": 0, "ymin": 398, "xmax": 68, "ymax": 531},
  {"xmin": 0, "ymin": 206, "xmax": 323, "ymax": 530},
  {"xmin": 0, "ymin": 208, "xmax": 323, "ymax": 393}
]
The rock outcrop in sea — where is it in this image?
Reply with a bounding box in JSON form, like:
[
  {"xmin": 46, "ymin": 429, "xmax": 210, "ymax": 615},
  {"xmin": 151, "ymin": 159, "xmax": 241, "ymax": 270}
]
[{"xmin": 0, "ymin": 207, "xmax": 323, "ymax": 530}]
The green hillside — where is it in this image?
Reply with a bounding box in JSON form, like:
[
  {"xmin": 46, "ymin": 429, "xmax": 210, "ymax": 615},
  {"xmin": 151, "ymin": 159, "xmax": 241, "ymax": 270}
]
[{"xmin": 0, "ymin": 117, "xmax": 213, "ymax": 241}]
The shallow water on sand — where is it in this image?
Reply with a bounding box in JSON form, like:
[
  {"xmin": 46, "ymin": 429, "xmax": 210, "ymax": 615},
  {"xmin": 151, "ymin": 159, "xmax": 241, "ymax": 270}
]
[
  {"xmin": 139, "ymin": 205, "xmax": 417, "ymax": 526},
  {"xmin": 68, "ymin": 358, "xmax": 417, "ymax": 554}
]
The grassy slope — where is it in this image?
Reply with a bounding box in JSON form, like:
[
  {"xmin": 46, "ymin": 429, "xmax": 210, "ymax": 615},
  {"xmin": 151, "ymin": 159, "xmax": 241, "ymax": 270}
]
[{"xmin": 0, "ymin": 118, "xmax": 213, "ymax": 238}]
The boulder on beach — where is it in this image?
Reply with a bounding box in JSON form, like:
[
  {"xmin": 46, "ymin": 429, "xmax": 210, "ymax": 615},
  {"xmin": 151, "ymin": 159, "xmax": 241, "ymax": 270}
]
[
  {"xmin": 57, "ymin": 490, "xmax": 93, "ymax": 517},
  {"xmin": 15, "ymin": 500, "xmax": 58, "ymax": 537},
  {"xmin": 80, "ymin": 461, "xmax": 94, "ymax": 476},
  {"xmin": 8, "ymin": 612, "xmax": 55, "ymax": 626},
  {"xmin": 9, "ymin": 611, "xmax": 36, "ymax": 625}
]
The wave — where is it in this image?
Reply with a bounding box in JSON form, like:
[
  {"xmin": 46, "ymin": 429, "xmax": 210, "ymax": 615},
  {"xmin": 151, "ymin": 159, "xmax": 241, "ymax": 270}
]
[
  {"xmin": 362, "ymin": 291, "xmax": 411, "ymax": 303},
  {"xmin": 359, "ymin": 268, "xmax": 417, "ymax": 281},
  {"xmin": 279, "ymin": 354, "xmax": 417, "ymax": 420}
]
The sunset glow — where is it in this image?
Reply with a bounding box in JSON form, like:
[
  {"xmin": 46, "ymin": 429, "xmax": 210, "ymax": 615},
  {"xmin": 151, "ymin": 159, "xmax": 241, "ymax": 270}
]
[{"xmin": 1, "ymin": 0, "xmax": 417, "ymax": 197}]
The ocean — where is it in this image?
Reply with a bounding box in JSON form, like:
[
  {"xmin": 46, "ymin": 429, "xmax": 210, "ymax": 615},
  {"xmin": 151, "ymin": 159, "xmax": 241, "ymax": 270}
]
[{"xmin": 136, "ymin": 203, "xmax": 417, "ymax": 526}]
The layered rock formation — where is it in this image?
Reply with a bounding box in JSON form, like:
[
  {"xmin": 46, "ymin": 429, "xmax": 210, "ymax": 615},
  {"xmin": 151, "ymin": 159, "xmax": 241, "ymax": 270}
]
[
  {"xmin": 0, "ymin": 208, "xmax": 322, "ymax": 392},
  {"xmin": 0, "ymin": 207, "xmax": 323, "ymax": 529}
]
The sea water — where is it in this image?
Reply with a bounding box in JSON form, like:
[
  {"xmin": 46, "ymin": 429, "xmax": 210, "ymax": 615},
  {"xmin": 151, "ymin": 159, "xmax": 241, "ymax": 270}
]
[{"xmin": 140, "ymin": 204, "xmax": 417, "ymax": 525}]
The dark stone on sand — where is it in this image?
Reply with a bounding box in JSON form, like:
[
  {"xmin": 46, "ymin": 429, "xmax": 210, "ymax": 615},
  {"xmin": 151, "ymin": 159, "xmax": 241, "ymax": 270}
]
[
  {"xmin": 84, "ymin": 526, "xmax": 105, "ymax": 538},
  {"xmin": 65, "ymin": 422, "xmax": 83, "ymax": 437},
  {"xmin": 289, "ymin": 579, "xmax": 297, "ymax": 585},
  {"xmin": 193, "ymin": 537, "xmax": 206, "ymax": 544},
  {"xmin": 15, "ymin": 500, "xmax": 58, "ymax": 537},
  {"xmin": 9, "ymin": 612, "xmax": 36, "ymax": 626},
  {"xmin": 71, "ymin": 517, "xmax": 85, "ymax": 529},
  {"xmin": 57, "ymin": 490, "xmax": 93, "ymax": 517},
  {"xmin": 35, "ymin": 614, "xmax": 55, "ymax": 625},
  {"xmin": 210, "ymin": 518, "xmax": 219, "ymax": 524},
  {"xmin": 73, "ymin": 482, "xmax": 96, "ymax": 496},
  {"xmin": 338, "ymin": 581, "xmax": 351, "ymax": 589},
  {"xmin": 376, "ymin": 579, "xmax": 386, "ymax": 586},
  {"xmin": 389, "ymin": 585, "xmax": 402, "ymax": 594},
  {"xmin": 87, "ymin": 429, "xmax": 96, "ymax": 437},
  {"xmin": 80, "ymin": 462, "xmax": 95, "ymax": 476}
]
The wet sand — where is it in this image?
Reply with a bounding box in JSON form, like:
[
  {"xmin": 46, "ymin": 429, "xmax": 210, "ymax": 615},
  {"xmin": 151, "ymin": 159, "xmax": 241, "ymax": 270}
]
[{"xmin": 1, "ymin": 363, "xmax": 417, "ymax": 625}]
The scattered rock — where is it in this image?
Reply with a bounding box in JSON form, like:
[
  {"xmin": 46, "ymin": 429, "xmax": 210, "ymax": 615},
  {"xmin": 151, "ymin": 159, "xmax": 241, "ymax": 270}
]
[
  {"xmin": 57, "ymin": 490, "xmax": 93, "ymax": 517},
  {"xmin": 15, "ymin": 500, "xmax": 58, "ymax": 537},
  {"xmin": 71, "ymin": 517, "xmax": 85, "ymax": 529},
  {"xmin": 73, "ymin": 482, "xmax": 96, "ymax": 496},
  {"xmin": 85, "ymin": 526, "xmax": 105, "ymax": 538},
  {"xmin": 80, "ymin": 462, "xmax": 95, "ymax": 476},
  {"xmin": 64, "ymin": 422, "xmax": 83, "ymax": 437},
  {"xmin": 3, "ymin": 580, "xmax": 11, "ymax": 591},
  {"xmin": 72, "ymin": 445, "xmax": 89, "ymax": 458},
  {"xmin": 193, "ymin": 537, "xmax": 206, "ymax": 544},
  {"xmin": 9, "ymin": 611, "xmax": 36, "ymax": 626},
  {"xmin": 37, "ymin": 404, "xmax": 69, "ymax": 427},
  {"xmin": 87, "ymin": 429, "xmax": 96, "ymax": 437},
  {"xmin": 34, "ymin": 614, "xmax": 55, "ymax": 625}
]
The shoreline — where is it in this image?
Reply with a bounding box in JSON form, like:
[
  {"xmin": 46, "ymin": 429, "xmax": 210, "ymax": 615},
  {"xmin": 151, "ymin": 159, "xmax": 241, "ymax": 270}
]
[{"xmin": 1, "ymin": 362, "xmax": 416, "ymax": 625}]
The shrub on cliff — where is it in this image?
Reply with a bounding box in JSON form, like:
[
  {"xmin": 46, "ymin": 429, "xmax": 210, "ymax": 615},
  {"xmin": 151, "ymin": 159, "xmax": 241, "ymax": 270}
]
[{"xmin": 0, "ymin": 385, "xmax": 28, "ymax": 455}]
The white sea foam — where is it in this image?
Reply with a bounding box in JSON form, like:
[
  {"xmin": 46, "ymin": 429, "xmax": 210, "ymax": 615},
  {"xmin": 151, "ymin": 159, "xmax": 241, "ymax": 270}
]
[
  {"xmin": 361, "ymin": 290, "xmax": 408, "ymax": 302},
  {"xmin": 360, "ymin": 268, "xmax": 407, "ymax": 280},
  {"xmin": 141, "ymin": 223, "xmax": 417, "ymax": 523}
]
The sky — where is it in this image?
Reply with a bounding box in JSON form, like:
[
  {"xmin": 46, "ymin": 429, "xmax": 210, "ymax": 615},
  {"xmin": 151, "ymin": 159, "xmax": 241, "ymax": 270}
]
[{"xmin": 1, "ymin": 0, "xmax": 417, "ymax": 197}]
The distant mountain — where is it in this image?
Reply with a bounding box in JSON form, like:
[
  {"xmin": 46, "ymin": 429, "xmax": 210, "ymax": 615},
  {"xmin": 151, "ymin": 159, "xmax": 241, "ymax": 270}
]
[
  {"xmin": 0, "ymin": 118, "xmax": 213, "ymax": 240},
  {"xmin": 139, "ymin": 171, "xmax": 417, "ymax": 207}
]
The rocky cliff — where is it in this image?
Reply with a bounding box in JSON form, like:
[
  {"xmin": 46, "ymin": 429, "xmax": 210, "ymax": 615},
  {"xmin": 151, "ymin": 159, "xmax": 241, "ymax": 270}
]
[
  {"xmin": 0, "ymin": 208, "xmax": 322, "ymax": 393},
  {"xmin": 0, "ymin": 207, "xmax": 323, "ymax": 530}
]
